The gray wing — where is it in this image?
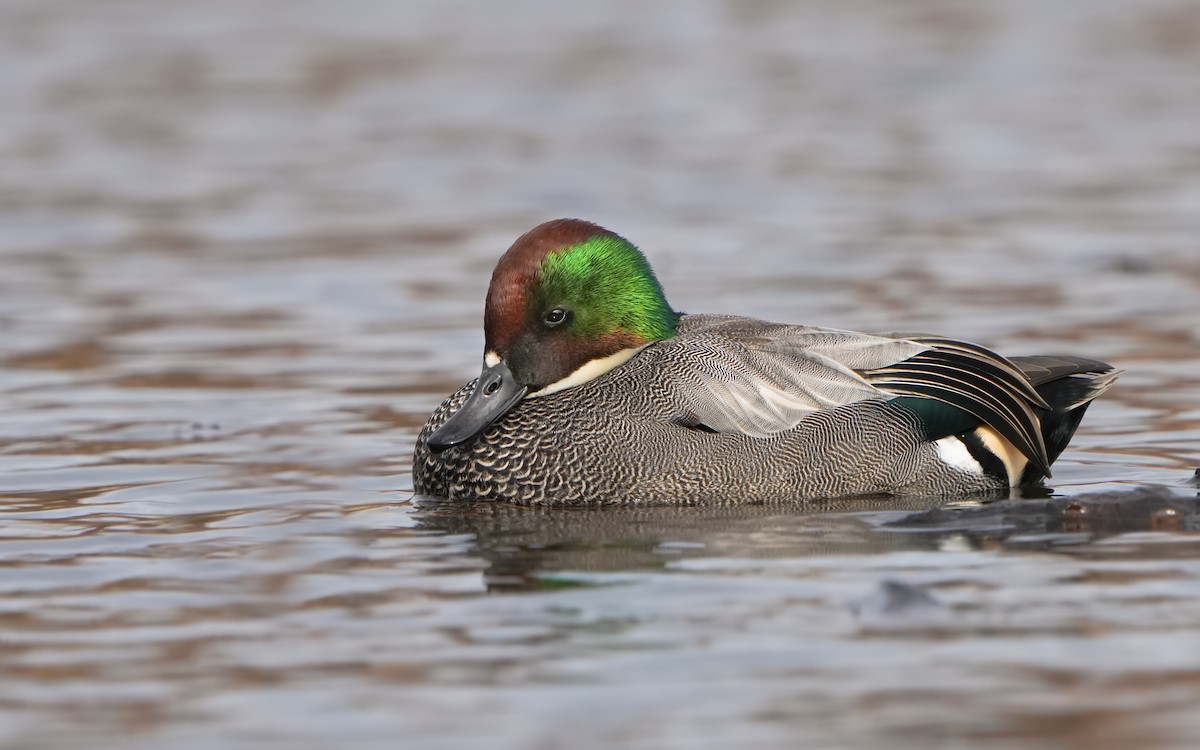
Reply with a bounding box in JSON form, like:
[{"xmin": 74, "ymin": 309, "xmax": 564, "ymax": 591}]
[
  {"xmin": 663, "ymin": 316, "xmax": 930, "ymax": 438},
  {"xmin": 665, "ymin": 316, "xmax": 1053, "ymax": 474}
]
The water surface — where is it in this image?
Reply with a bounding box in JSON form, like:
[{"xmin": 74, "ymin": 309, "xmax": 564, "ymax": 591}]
[{"xmin": 3, "ymin": 0, "xmax": 1200, "ymax": 748}]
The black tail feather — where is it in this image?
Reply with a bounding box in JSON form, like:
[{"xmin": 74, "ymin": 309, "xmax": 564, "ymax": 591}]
[{"xmin": 1010, "ymin": 356, "xmax": 1121, "ymax": 484}]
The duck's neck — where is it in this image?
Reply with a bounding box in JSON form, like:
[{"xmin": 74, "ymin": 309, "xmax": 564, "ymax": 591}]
[{"xmin": 528, "ymin": 343, "xmax": 649, "ymax": 397}]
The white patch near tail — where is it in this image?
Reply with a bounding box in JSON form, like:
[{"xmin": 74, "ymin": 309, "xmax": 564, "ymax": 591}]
[{"xmin": 934, "ymin": 436, "xmax": 984, "ymax": 476}]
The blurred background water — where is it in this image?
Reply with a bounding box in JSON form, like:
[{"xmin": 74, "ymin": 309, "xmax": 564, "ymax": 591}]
[{"xmin": 2, "ymin": 0, "xmax": 1200, "ymax": 748}]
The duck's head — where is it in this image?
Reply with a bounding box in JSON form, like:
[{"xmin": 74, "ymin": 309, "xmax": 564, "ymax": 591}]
[{"xmin": 427, "ymin": 218, "xmax": 679, "ymax": 453}]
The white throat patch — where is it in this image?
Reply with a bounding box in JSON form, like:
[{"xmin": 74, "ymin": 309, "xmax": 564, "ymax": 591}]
[{"xmin": 527, "ymin": 345, "xmax": 647, "ymax": 398}]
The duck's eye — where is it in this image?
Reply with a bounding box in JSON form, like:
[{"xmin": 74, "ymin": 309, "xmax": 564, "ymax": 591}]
[{"xmin": 543, "ymin": 308, "xmax": 569, "ymax": 328}]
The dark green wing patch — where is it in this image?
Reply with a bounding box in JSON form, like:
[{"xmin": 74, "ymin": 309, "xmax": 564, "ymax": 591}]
[{"xmin": 888, "ymin": 397, "xmax": 979, "ymax": 441}]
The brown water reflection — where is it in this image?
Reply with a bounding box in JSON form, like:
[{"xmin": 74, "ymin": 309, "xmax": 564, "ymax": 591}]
[{"xmin": 4, "ymin": 0, "xmax": 1200, "ymax": 748}]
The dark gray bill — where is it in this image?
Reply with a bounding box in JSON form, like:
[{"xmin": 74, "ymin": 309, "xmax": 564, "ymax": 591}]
[{"xmin": 426, "ymin": 359, "xmax": 528, "ymax": 453}]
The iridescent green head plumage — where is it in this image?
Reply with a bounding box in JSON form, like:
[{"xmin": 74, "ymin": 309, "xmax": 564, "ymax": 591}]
[
  {"xmin": 534, "ymin": 230, "xmax": 678, "ymax": 339},
  {"xmin": 484, "ymin": 219, "xmax": 679, "ymax": 388},
  {"xmin": 426, "ymin": 219, "xmax": 679, "ymax": 452}
]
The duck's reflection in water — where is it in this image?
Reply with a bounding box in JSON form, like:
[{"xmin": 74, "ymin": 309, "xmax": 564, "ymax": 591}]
[{"xmin": 412, "ymin": 486, "xmax": 1197, "ymax": 591}]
